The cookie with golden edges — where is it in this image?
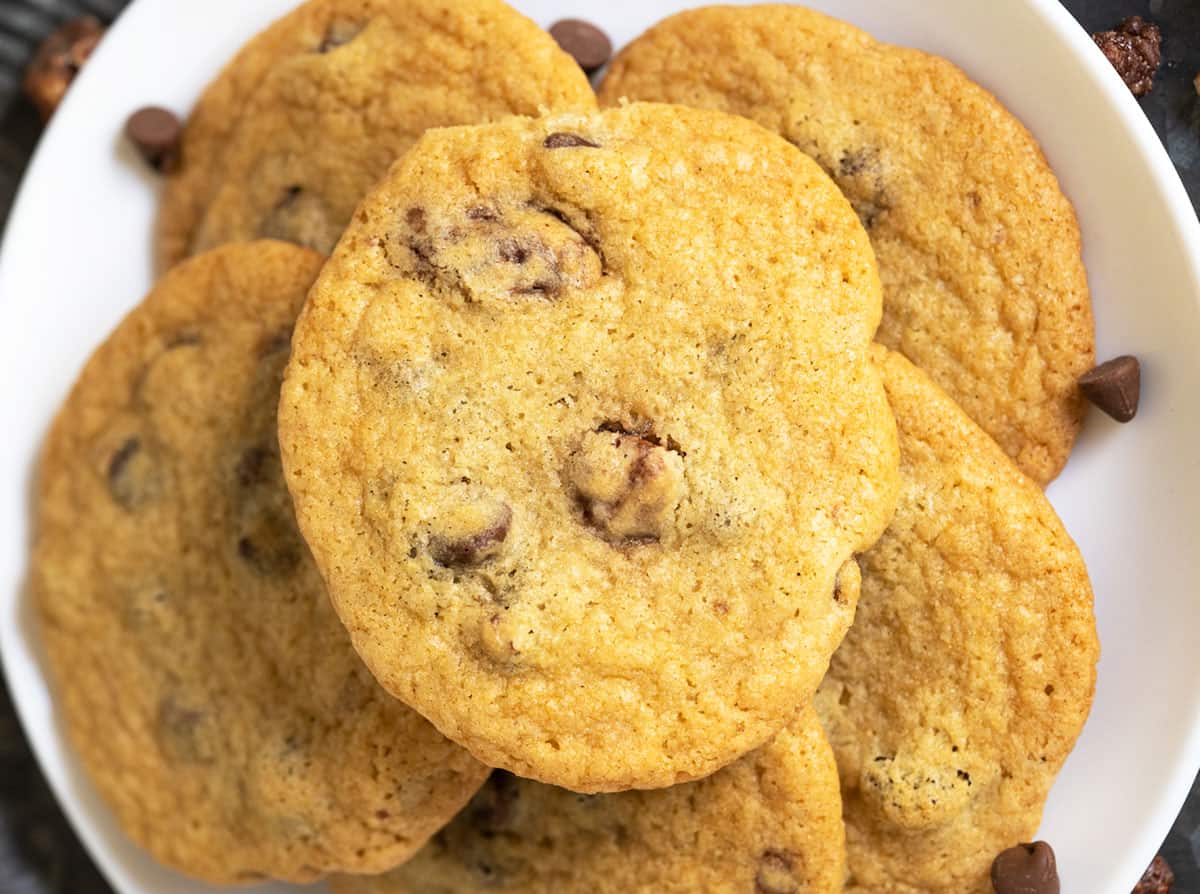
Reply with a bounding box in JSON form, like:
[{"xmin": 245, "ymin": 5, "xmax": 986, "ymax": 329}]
[
  {"xmin": 815, "ymin": 347, "xmax": 1098, "ymax": 893},
  {"xmin": 279, "ymin": 103, "xmax": 900, "ymax": 792},
  {"xmin": 33, "ymin": 241, "xmax": 488, "ymax": 884},
  {"xmin": 157, "ymin": 0, "xmax": 596, "ymax": 269},
  {"xmin": 332, "ymin": 705, "xmax": 844, "ymax": 894},
  {"xmin": 600, "ymin": 4, "xmax": 1095, "ymax": 485}
]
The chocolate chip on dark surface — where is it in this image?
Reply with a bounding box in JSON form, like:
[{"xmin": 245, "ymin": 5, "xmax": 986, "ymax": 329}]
[
  {"xmin": 991, "ymin": 842, "xmax": 1060, "ymax": 894},
  {"xmin": 1133, "ymin": 855, "xmax": 1175, "ymax": 894},
  {"xmin": 756, "ymin": 850, "xmax": 800, "ymax": 894},
  {"xmin": 548, "ymin": 19, "xmax": 612, "ymax": 73},
  {"xmin": 125, "ymin": 106, "xmax": 183, "ymax": 173},
  {"xmin": 543, "ymin": 132, "xmax": 600, "ymax": 149},
  {"xmin": 1078, "ymin": 355, "xmax": 1141, "ymax": 422},
  {"xmin": 430, "ymin": 504, "xmax": 513, "ymax": 568},
  {"xmin": 21, "ymin": 16, "xmax": 105, "ymax": 121},
  {"xmin": 1093, "ymin": 16, "xmax": 1162, "ymax": 97}
]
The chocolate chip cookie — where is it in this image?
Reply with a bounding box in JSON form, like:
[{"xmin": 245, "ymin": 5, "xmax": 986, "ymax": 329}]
[
  {"xmin": 600, "ymin": 5, "xmax": 1095, "ymax": 485},
  {"xmin": 279, "ymin": 103, "xmax": 901, "ymax": 792},
  {"xmin": 32, "ymin": 242, "xmax": 488, "ymax": 884},
  {"xmin": 813, "ymin": 347, "xmax": 1099, "ymax": 893},
  {"xmin": 156, "ymin": 0, "xmax": 596, "ymax": 270},
  {"xmin": 331, "ymin": 705, "xmax": 844, "ymax": 894}
]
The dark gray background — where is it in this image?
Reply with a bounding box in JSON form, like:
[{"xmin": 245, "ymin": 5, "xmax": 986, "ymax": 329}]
[{"xmin": 0, "ymin": 0, "xmax": 1197, "ymax": 891}]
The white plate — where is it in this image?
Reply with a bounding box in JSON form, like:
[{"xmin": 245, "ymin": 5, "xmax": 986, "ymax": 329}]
[{"xmin": 2, "ymin": 0, "xmax": 1198, "ymax": 891}]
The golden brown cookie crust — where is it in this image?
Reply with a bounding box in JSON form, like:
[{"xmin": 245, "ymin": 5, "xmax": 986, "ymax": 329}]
[
  {"xmin": 814, "ymin": 347, "xmax": 1099, "ymax": 893},
  {"xmin": 33, "ymin": 242, "xmax": 488, "ymax": 885},
  {"xmin": 331, "ymin": 705, "xmax": 845, "ymax": 894},
  {"xmin": 279, "ymin": 103, "xmax": 900, "ymax": 792},
  {"xmin": 156, "ymin": 0, "xmax": 597, "ymax": 270},
  {"xmin": 599, "ymin": 4, "xmax": 1095, "ymax": 485}
]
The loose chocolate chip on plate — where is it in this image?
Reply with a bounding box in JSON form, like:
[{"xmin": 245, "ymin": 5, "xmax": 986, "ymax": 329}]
[
  {"xmin": 544, "ymin": 132, "xmax": 600, "ymax": 149},
  {"xmin": 125, "ymin": 106, "xmax": 183, "ymax": 173},
  {"xmin": 1093, "ymin": 17, "xmax": 1162, "ymax": 97},
  {"xmin": 1079, "ymin": 355, "xmax": 1140, "ymax": 422},
  {"xmin": 22, "ymin": 16, "xmax": 105, "ymax": 121},
  {"xmin": 1132, "ymin": 855, "xmax": 1174, "ymax": 894},
  {"xmin": 991, "ymin": 841, "xmax": 1059, "ymax": 894},
  {"xmin": 548, "ymin": 19, "xmax": 612, "ymax": 73}
]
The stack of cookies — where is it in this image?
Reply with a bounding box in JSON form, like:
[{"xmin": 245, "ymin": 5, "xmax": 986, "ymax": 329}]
[{"xmin": 31, "ymin": 2, "xmax": 1105, "ymax": 892}]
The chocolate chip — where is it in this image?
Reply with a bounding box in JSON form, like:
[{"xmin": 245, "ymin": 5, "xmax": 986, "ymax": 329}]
[
  {"xmin": 548, "ymin": 19, "xmax": 612, "ymax": 73},
  {"xmin": 756, "ymin": 850, "xmax": 799, "ymax": 894},
  {"xmin": 430, "ymin": 504, "xmax": 513, "ymax": 568},
  {"xmin": 406, "ymin": 207, "xmax": 427, "ymax": 233},
  {"xmin": 236, "ymin": 446, "xmax": 272, "ymax": 488},
  {"xmin": 107, "ymin": 437, "xmax": 157, "ymax": 509},
  {"xmin": 22, "ymin": 16, "xmax": 104, "ymax": 121},
  {"xmin": 543, "ymin": 132, "xmax": 600, "ymax": 149},
  {"xmin": 1078, "ymin": 355, "xmax": 1140, "ymax": 422},
  {"xmin": 465, "ymin": 771, "xmax": 520, "ymax": 837},
  {"xmin": 318, "ymin": 19, "xmax": 362, "ymax": 52},
  {"xmin": 1093, "ymin": 17, "xmax": 1162, "ymax": 97},
  {"xmin": 991, "ymin": 842, "xmax": 1059, "ymax": 894},
  {"xmin": 157, "ymin": 698, "xmax": 210, "ymax": 763},
  {"xmin": 236, "ymin": 512, "xmax": 303, "ymax": 576},
  {"xmin": 125, "ymin": 106, "xmax": 183, "ymax": 173},
  {"xmin": 1133, "ymin": 855, "xmax": 1174, "ymax": 894},
  {"xmin": 259, "ymin": 186, "xmax": 338, "ymax": 254}
]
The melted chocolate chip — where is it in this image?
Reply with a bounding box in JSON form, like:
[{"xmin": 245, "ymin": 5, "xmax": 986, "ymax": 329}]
[
  {"xmin": 406, "ymin": 207, "xmax": 427, "ymax": 233},
  {"xmin": 430, "ymin": 505, "xmax": 513, "ymax": 568},
  {"xmin": 991, "ymin": 842, "xmax": 1059, "ymax": 894},
  {"xmin": 157, "ymin": 698, "xmax": 210, "ymax": 763},
  {"xmin": 236, "ymin": 513, "xmax": 303, "ymax": 576},
  {"xmin": 318, "ymin": 19, "xmax": 362, "ymax": 52},
  {"xmin": 107, "ymin": 437, "xmax": 156, "ymax": 510},
  {"xmin": 259, "ymin": 186, "xmax": 337, "ymax": 253},
  {"xmin": 236, "ymin": 446, "xmax": 272, "ymax": 488},
  {"xmin": 543, "ymin": 132, "xmax": 600, "ymax": 149},
  {"xmin": 756, "ymin": 850, "xmax": 800, "ymax": 894},
  {"xmin": 465, "ymin": 770, "xmax": 520, "ymax": 838}
]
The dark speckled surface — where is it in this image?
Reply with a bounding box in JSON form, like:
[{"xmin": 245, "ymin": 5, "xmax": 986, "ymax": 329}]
[{"xmin": 0, "ymin": 1, "xmax": 1197, "ymax": 892}]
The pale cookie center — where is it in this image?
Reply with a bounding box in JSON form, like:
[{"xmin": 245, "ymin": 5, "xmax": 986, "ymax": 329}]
[{"xmin": 567, "ymin": 428, "xmax": 686, "ymax": 543}]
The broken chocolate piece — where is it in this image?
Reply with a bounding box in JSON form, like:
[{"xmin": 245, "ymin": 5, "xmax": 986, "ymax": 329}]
[
  {"xmin": 1093, "ymin": 17, "xmax": 1162, "ymax": 97},
  {"xmin": 1132, "ymin": 855, "xmax": 1174, "ymax": 894},
  {"xmin": 22, "ymin": 16, "xmax": 104, "ymax": 121}
]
